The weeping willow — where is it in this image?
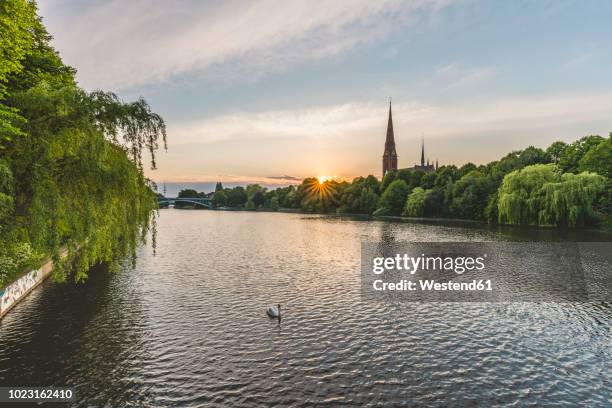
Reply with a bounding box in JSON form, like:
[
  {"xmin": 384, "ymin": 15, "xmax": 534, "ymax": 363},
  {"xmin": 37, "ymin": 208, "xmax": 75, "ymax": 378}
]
[
  {"xmin": 498, "ymin": 164, "xmax": 605, "ymax": 227},
  {"xmin": 403, "ymin": 187, "xmax": 427, "ymax": 217},
  {"xmin": 0, "ymin": 0, "xmax": 166, "ymax": 287}
]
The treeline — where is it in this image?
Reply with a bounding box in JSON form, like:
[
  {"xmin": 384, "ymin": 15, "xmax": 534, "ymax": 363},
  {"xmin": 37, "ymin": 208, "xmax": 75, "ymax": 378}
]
[
  {"xmin": 0, "ymin": 1, "xmax": 166, "ymax": 288},
  {"xmin": 204, "ymin": 135, "xmax": 611, "ymax": 227}
]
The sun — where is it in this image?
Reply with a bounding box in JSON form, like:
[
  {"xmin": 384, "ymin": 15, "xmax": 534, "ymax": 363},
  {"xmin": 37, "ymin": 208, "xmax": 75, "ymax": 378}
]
[{"xmin": 317, "ymin": 175, "xmax": 332, "ymax": 184}]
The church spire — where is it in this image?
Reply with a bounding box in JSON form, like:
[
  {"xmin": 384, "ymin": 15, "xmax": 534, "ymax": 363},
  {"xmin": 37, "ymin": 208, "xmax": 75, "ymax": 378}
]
[
  {"xmin": 384, "ymin": 99, "xmax": 396, "ymax": 153},
  {"xmin": 382, "ymin": 98, "xmax": 398, "ymax": 177},
  {"xmin": 420, "ymin": 135, "xmax": 425, "ymax": 167}
]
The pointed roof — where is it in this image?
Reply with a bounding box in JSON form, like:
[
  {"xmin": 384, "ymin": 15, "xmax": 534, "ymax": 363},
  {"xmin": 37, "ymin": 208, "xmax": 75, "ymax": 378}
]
[
  {"xmin": 384, "ymin": 100, "xmax": 396, "ymax": 155},
  {"xmin": 420, "ymin": 135, "xmax": 425, "ymax": 166}
]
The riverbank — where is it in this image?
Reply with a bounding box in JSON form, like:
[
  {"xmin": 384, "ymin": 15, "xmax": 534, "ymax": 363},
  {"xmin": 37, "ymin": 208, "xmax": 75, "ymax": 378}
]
[
  {"xmin": 0, "ymin": 249, "xmax": 67, "ymax": 319},
  {"xmin": 168, "ymin": 206, "xmax": 612, "ymax": 234}
]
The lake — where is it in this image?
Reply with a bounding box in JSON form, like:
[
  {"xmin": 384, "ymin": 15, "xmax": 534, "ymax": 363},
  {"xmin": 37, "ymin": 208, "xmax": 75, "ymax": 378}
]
[{"xmin": 1, "ymin": 210, "xmax": 610, "ymax": 407}]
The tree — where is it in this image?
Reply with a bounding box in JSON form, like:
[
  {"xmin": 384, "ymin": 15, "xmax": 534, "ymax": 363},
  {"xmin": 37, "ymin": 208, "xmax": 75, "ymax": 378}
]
[
  {"xmin": 0, "ymin": 0, "xmax": 38, "ymax": 147},
  {"xmin": 337, "ymin": 176, "xmax": 379, "ymax": 214},
  {"xmin": 546, "ymin": 141, "xmax": 568, "ymax": 164},
  {"xmin": 403, "ymin": 187, "xmax": 427, "ymax": 217},
  {"xmin": 423, "ymin": 186, "xmax": 445, "ymax": 217},
  {"xmin": 380, "ymin": 171, "xmax": 397, "ymax": 193},
  {"xmin": 517, "ymin": 146, "xmax": 550, "ymax": 167},
  {"xmin": 246, "ymin": 184, "xmax": 265, "ymax": 198},
  {"xmin": 215, "ymin": 182, "xmax": 223, "ymax": 192},
  {"xmin": 537, "ymin": 172, "xmax": 605, "ymax": 226},
  {"xmin": 498, "ymin": 164, "xmax": 559, "ymax": 225},
  {"xmin": 496, "ymin": 164, "xmax": 603, "ymax": 226},
  {"xmin": 579, "ymin": 135, "xmax": 611, "ymax": 179},
  {"xmin": 252, "ymin": 191, "xmax": 265, "ymax": 208},
  {"xmin": 434, "ymin": 165, "xmax": 459, "ymax": 187},
  {"xmin": 458, "ymin": 162, "xmax": 477, "ymax": 177},
  {"xmin": 178, "ymin": 189, "xmax": 199, "ymax": 198},
  {"xmin": 558, "ymin": 135, "xmax": 605, "ymax": 173},
  {"xmin": 397, "ymin": 168, "xmax": 425, "ymax": 191},
  {"xmin": 226, "ymin": 186, "xmax": 248, "ymax": 207},
  {"xmin": 374, "ymin": 179, "xmax": 409, "ymax": 216},
  {"xmin": 451, "ymin": 170, "xmax": 494, "ymax": 220},
  {"xmin": 2, "ymin": 83, "xmax": 163, "ymax": 285},
  {"xmin": 0, "ymin": 159, "xmax": 13, "ymax": 231},
  {"xmin": 270, "ymin": 196, "xmax": 279, "ymax": 211},
  {"xmin": 212, "ymin": 190, "xmax": 227, "ymax": 207}
]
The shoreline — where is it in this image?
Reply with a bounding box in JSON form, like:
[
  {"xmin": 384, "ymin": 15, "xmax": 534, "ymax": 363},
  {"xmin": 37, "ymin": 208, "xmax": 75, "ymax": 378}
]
[
  {"xmin": 0, "ymin": 249, "xmax": 67, "ymax": 320},
  {"xmin": 165, "ymin": 206, "xmax": 612, "ymax": 234}
]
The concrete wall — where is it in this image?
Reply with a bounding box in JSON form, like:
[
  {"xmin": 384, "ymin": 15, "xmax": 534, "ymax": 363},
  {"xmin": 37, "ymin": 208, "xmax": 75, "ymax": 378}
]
[{"xmin": 0, "ymin": 250, "xmax": 66, "ymax": 319}]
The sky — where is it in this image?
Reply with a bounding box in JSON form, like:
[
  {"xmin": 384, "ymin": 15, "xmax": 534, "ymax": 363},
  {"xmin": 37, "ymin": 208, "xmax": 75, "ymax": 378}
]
[{"xmin": 38, "ymin": 0, "xmax": 612, "ymax": 185}]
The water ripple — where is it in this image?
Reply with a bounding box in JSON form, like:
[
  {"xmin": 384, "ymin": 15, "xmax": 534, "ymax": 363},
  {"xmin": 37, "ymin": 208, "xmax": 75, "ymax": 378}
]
[{"xmin": 0, "ymin": 211, "xmax": 610, "ymax": 407}]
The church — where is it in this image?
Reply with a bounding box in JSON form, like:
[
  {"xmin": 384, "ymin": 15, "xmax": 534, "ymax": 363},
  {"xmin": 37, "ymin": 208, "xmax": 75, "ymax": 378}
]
[{"xmin": 382, "ymin": 101, "xmax": 438, "ymax": 177}]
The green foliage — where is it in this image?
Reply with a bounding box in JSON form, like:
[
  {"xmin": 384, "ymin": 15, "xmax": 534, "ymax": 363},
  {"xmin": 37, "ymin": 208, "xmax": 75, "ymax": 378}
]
[
  {"xmin": 244, "ymin": 135, "xmax": 610, "ymax": 226},
  {"xmin": 498, "ymin": 164, "xmax": 605, "ymax": 226},
  {"xmin": 558, "ymin": 135, "xmax": 605, "ymax": 173},
  {"xmin": 403, "ymin": 187, "xmax": 427, "ymax": 217},
  {"xmin": 0, "ymin": 159, "xmax": 14, "ymax": 228},
  {"xmin": 252, "ymin": 191, "xmax": 265, "ymax": 208},
  {"xmin": 0, "ymin": 0, "xmax": 36, "ymax": 146},
  {"xmin": 178, "ymin": 189, "xmax": 199, "ymax": 198},
  {"xmin": 0, "ymin": 0, "xmax": 36, "ymax": 85},
  {"xmin": 226, "ymin": 186, "xmax": 248, "ymax": 207},
  {"xmin": 538, "ymin": 172, "xmax": 605, "ymax": 226},
  {"xmin": 380, "ymin": 171, "xmax": 396, "ymax": 193},
  {"xmin": 212, "ymin": 190, "xmax": 227, "ymax": 207},
  {"xmin": 337, "ymin": 175, "xmax": 379, "ymax": 214},
  {"xmin": 579, "ymin": 135, "xmax": 611, "ymax": 179},
  {"xmin": 423, "ymin": 186, "xmax": 445, "ymax": 217},
  {"xmin": 374, "ymin": 179, "xmax": 409, "ymax": 216},
  {"xmin": 270, "ymin": 196, "xmax": 279, "ymax": 211},
  {"xmin": 546, "ymin": 141, "xmax": 567, "ymax": 164},
  {"xmin": 451, "ymin": 170, "xmax": 493, "ymax": 220},
  {"xmin": 498, "ymin": 164, "xmax": 559, "ymax": 225},
  {"xmin": 0, "ymin": 241, "xmax": 41, "ymax": 285},
  {"xmin": 0, "ymin": 2, "xmax": 165, "ymax": 288},
  {"xmin": 169, "ymin": 131, "xmax": 609, "ymax": 228}
]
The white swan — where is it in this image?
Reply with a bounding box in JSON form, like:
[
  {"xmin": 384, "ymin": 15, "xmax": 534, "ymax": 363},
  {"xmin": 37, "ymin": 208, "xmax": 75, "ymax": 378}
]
[{"xmin": 267, "ymin": 304, "xmax": 281, "ymax": 318}]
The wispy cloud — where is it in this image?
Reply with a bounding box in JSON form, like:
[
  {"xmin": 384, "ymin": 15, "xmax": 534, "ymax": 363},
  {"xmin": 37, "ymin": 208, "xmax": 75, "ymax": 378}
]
[
  {"xmin": 39, "ymin": 0, "xmax": 456, "ymax": 90},
  {"xmin": 167, "ymin": 92, "xmax": 612, "ymax": 145},
  {"xmin": 435, "ymin": 62, "xmax": 496, "ymax": 89},
  {"xmin": 147, "ymin": 92, "xmax": 612, "ymax": 181}
]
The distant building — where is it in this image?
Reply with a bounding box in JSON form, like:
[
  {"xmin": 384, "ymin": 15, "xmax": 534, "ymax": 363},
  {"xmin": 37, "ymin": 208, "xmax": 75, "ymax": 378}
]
[
  {"xmin": 381, "ymin": 101, "xmax": 398, "ymax": 176},
  {"xmin": 381, "ymin": 101, "xmax": 438, "ymax": 178}
]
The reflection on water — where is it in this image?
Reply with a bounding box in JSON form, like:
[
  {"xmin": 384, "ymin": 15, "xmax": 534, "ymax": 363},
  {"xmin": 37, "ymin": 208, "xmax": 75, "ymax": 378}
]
[{"xmin": 0, "ymin": 211, "xmax": 610, "ymax": 407}]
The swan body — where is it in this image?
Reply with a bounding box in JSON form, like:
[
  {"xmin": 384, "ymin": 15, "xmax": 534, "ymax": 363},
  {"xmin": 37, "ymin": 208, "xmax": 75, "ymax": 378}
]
[{"xmin": 267, "ymin": 304, "xmax": 281, "ymax": 318}]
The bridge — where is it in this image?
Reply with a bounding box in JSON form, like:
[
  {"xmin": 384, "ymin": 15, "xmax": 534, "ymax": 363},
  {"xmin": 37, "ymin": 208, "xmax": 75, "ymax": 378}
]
[{"xmin": 157, "ymin": 197, "xmax": 212, "ymax": 209}]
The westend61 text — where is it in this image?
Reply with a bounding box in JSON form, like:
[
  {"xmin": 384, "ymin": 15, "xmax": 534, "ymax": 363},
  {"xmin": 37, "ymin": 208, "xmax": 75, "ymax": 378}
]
[{"xmin": 373, "ymin": 279, "xmax": 493, "ymax": 292}]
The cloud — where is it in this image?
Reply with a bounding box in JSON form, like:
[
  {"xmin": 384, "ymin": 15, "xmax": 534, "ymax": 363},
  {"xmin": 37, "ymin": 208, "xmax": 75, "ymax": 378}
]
[
  {"xmin": 145, "ymin": 92, "xmax": 612, "ymax": 181},
  {"xmin": 39, "ymin": 0, "xmax": 456, "ymax": 90},
  {"xmin": 166, "ymin": 92, "xmax": 612, "ymax": 146},
  {"xmin": 435, "ymin": 62, "xmax": 496, "ymax": 89},
  {"xmin": 266, "ymin": 175, "xmax": 302, "ymax": 181}
]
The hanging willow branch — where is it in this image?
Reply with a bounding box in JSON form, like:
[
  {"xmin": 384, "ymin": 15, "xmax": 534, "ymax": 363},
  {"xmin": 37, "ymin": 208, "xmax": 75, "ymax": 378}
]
[{"xmin": 88, "ymin": 91, "xmax": 167, "ymax": 170}]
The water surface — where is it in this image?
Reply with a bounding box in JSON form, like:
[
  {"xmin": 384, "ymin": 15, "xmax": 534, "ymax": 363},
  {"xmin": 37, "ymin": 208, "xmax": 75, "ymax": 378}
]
[{"xmin": 1, "ymin": 211, "xmax": 610, "ymax": 407}]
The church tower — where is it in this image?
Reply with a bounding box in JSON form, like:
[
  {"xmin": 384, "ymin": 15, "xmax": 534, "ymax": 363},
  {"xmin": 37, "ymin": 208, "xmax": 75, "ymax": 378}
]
[
  {"xmin": 420, "ymin": 136, "xmax": 425, "ymax": 167},
  {"xmin": 382, "ymin": 100, "xmax": 398, "ymax": 177}
]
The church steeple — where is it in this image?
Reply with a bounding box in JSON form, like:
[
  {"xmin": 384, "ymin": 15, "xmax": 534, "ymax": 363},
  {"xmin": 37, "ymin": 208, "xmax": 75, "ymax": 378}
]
[
  {"xmin": 420, "ymin": 135, "xmax": 425, "ymax": 167},
  {"xmin": 382, "ymin": 99, "xmax": 398, "ymax": 177},
  {"xmin": 384, "ymin": 100, "xmax": 396, "ymax": 154}
]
